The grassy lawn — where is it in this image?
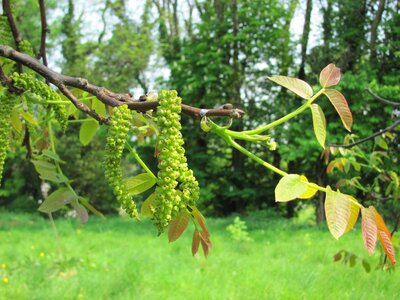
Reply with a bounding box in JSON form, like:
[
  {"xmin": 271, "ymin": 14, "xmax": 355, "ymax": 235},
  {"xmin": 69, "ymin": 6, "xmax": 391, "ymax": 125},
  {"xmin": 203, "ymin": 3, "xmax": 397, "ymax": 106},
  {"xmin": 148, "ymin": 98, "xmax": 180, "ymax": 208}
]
[{"xmin": 0, "ymin": 210, "xmax": 399, "ymax": 300}]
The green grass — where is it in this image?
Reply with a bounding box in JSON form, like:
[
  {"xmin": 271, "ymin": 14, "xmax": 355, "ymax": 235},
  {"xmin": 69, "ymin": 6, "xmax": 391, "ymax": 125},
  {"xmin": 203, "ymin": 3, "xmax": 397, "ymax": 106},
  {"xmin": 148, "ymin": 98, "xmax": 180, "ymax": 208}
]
[{"xmin": 0, "ymin": 211, "xmax": 399, "ymax": 300}]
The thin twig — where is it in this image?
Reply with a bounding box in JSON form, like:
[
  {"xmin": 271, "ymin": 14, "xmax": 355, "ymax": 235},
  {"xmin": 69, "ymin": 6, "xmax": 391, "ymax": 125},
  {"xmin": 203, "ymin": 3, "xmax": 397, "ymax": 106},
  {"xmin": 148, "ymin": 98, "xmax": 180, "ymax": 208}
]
[
  {"xmin": 329, "ymin": 119, "xmax": 400, "ymax": 148},
  {"xmin": 38, "ymin": 0, "xmax": 49, "ymax": 67},
  {"xmin": 366, "ymin": 88, "xmax": 400, "ymax": 106},
  {"xmin": 2, "ymin": 0, "xmax": 22, "ymax": 72}
]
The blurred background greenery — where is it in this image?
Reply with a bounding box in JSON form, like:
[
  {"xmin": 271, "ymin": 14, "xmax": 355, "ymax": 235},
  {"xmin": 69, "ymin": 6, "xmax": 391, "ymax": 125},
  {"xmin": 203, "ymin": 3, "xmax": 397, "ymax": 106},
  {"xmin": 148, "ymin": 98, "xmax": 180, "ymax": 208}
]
[{"xmin": 1, "ymin": 0, "xmax": 398, "ymax": 222}]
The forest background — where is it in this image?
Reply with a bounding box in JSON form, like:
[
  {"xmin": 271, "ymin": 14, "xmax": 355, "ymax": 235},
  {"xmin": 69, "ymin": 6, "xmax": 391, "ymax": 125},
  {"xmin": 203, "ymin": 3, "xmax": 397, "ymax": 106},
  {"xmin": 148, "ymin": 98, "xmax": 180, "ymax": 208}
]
[{"xmin": 0, "ymin": 0, "xmax": 399, "ymax": 228}]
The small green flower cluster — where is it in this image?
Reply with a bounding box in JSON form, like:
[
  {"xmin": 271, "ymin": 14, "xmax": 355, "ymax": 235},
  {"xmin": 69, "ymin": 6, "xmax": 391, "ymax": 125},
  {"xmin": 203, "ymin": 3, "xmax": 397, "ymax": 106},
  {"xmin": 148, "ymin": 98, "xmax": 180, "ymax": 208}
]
[
  {"xmin": 0, "ymin": 16, "xmax": 12, "ymax": 46},
  {"xmin": 11, "ymin": 73, "xmax": 68, "ymax": 130},
  {"xmin": 19, "ymin": 40, "xmax": 35, "ymax": 57},
  {"xmin": 153, "ymin": 90, "xmax": 200, "ymax": 232},
  {"xmin": 0, "ymin": 91, "xmax": 16, "ymax": 186},
  {"xmin": 104, "ymin": 105, "xmax": 138, "ymax": 218}
]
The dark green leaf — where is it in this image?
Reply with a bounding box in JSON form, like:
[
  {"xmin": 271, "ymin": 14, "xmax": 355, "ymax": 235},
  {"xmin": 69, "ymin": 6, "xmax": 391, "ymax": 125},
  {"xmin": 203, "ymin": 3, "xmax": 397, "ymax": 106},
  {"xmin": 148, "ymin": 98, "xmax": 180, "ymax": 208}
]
[{"xmin": 38, "ymin": 187, "xmax": 77, "ymax": 213}]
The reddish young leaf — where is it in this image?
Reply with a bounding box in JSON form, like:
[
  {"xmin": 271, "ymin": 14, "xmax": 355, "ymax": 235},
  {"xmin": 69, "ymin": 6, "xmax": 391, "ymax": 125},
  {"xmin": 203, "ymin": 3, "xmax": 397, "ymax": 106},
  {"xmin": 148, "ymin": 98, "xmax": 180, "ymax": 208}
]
[
  {"xmin": 192, "ymin": 229, "xmax": 201, "ymax": 256},
  {"xmin": 372, "ymin": 207, "xmax": 396, "ymax": 265},
  {"xmin": 190, "ymin": 206, "xmax": 209, "ymax": 235},
  {"xmin": 168, "ymin": 210, "xmax": 190, "ymax": 243},
  {"xmin": 361, "ymin": 206, "xmax": 378, "ymax": 255},
  {"xmin": 323, "ymin": 89, "xmax": 353, "ymax": 132},
  {"xmin": 319, "ymin": 64, "xmax": 341, "ymax": 88},
  {"xmin": 199, "ymin": 230, "xmax": 212, "ymax": 257}
]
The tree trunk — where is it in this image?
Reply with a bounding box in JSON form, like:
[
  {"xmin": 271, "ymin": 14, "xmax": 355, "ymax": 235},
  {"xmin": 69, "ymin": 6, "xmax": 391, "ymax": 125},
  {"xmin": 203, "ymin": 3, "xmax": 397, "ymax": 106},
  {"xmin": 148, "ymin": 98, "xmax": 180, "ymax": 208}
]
[
  {"xmin": 298, "ymin": 0, "xmax": 313, "ymax": 80},
  {"xmin": 370, "ymin": 0, "xmax": 386, "ymax": 67}
]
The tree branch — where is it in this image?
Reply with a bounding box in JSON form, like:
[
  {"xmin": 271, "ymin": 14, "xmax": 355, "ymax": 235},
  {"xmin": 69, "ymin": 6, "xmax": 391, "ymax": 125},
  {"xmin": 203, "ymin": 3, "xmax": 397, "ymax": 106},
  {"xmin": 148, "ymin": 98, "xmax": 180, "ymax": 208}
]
[
  {"xmin": 366, "ymin": 88, "xmax": 400, "ymax": 106},
  {"xmin": 329, "ymin": 118, "xmax": 400, "ymax": 148},
  {"xmin": 38, "ymin": 0, "xmax": 49, "ymax": 67},
  {"xmin": 2, "ymin": 0, "xmax": 22, "ymax": 72},
  {"xmin": 0, "ymin": 45, "xmax": 245, "ymax": 119}
]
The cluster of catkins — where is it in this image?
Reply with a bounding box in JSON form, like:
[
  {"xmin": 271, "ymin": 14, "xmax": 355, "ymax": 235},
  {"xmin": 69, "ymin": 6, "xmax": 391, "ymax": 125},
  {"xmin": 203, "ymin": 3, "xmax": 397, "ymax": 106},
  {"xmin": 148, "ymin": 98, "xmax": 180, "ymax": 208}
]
[
  {"xmin": 0, "ymin": 16, "xmax": 12, "ymax": 46},
  {"xmin": 11, "ymin": 73, "xmax": 68, "ymax": 130},
  {"xmin": 104, "ymin": 105, "xmax": 138, "ymax": 218},
  {"xmin": 0, "ymin": 91, "xmax": 16, "ymax": 186},
  {"xmin": 153, "ymin": 90, "xmax": 200, "ymax": 232}
]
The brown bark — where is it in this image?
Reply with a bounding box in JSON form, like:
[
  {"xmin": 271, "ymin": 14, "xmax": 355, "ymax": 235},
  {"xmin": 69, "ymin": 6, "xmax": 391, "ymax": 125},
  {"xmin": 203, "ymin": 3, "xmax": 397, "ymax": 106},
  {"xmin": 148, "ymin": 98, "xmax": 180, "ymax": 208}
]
[{"xmin": 298, "ymin": 0, "xmax": 313, "ymax": 80}]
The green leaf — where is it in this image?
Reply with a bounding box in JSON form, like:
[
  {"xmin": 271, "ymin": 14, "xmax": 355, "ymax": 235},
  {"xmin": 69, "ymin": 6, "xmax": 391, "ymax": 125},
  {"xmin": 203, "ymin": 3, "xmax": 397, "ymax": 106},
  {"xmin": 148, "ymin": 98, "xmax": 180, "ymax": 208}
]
[
  {"xmin": 38, "ymin": 187, "xmax": 77, "ymax": 213},
  {"xmin": 20, "ymin": 110, "xmax": 38, "ymax": 126},
  {"xmin": 168, "ymin": 210, "xmax": 190, "ymax": 242},
  {"xmin": 125, "ymin": 173, "xmax": 157, "ymax": 195},
  {"xmin": 71, "ymin": 200, "xmax": 89, "ymax": 223},
  {"xmin": 31, "ymin": 160, "xmax": 57, "ymax": 174},
  {"xmin": 92, "ymin": 98, "xmax": 107, "ymax": 117},
  {"xmin": 11, "ymin": 108, "xmax": 23, "ymax": 134},
  {"xmin": 319, "ymin": 64, "xmax": 341, "ymax": 88},
  {"xmin": 40, "ymin": 171, "xmax": 69, "ymax": 183},
  {"xmin": 268, "ymin": 76, "xmax": 313, "ymax": 99},
  {"xmin": 42, "ymin": 149, "xmax": 64, "ymax": 163},
  {"xmin": 79, "ymin": 119, "xmax": 99, "ymax": 146},
  {"xmin": 310, "ymin": 104, "xmax": 326, "ymax": 148},
  {"xmin": 275, "ymin": 174, "xmax": 309, "ymax": 202},
  {"xmin": 325, "ymin": 186, "xmax": 352, "ymax": 240},
  {"xmin": 323, "ymin": 89, "xmax": 353, "ymax": 131},
  {"xmin": 141, "ymin": 193, "xmax": 156, "ymax": 217},
  {"xmin": 79, "ymin": 197, "xmax": 104, "ymax": 218}
]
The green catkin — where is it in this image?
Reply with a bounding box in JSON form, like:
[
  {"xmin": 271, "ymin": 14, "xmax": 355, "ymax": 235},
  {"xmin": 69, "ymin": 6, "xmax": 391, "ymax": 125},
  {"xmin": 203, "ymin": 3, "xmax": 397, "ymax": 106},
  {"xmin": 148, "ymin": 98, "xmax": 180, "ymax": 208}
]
[
  {"xmin": 154, "ymin": 90, "xmax": 200, "ymax": 232},
  {"xmin": 19, "ymin": 40, "xmax": 35, "ymax": 57},
  {"xmin": 0, "ymin": 16, "xmax": 13, "ymax": 46},
  {"xmin": 12, "ymin": 73, "xmax": 68, "ymax": 130},
  {"xmin": 0, "ymin": 91, "xmax": 16, "ymax": 186},
  {"xmin": 11, "ymin": 73, "xmax": 68, "ymax": 130},
  {"xmin": 104, "ymin": 105, "xmax": 139, "ymax": 218}
]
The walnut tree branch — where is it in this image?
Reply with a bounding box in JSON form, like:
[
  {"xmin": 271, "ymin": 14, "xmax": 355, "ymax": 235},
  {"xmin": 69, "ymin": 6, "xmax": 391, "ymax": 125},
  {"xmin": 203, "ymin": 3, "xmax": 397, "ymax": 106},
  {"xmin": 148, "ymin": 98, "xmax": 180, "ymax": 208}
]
[
  {"xmin": 38, "ymin": 0, "xmax": 49, "ymax": 67},
  {"xmin": 0, "ymin": 45, "xmax": 245, "ymax": 119},
  {"xmin": 329, "ymin": 118, "xmax": 400, "ymax": 149},
  {"xmin": 366, "ymin": 88, "xmax": 400, "ymax": 107},
  {"xmin": 2, "ymin": 0, "xmax": 22, "ymax": 72}
]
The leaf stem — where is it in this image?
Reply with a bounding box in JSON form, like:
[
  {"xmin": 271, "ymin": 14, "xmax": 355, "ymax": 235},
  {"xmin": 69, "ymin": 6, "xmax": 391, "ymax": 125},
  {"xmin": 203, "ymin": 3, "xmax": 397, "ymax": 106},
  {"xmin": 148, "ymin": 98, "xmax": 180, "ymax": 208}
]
[
  {"xmin": 125, "ymin": 142, "xmax": 157, "ymax": 181},
  {"xmin": 242, "ymin": 88, "xmax": 325, "ymax": 135}
]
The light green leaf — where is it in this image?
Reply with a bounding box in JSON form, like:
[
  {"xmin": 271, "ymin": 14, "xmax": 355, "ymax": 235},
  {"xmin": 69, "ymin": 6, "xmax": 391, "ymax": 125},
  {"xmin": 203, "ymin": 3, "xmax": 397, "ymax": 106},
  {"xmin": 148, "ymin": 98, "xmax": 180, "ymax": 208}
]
[
  {"xmin": 31, "ymin": 160, "xmax": 57, "ymax": 174},
  {"xmin": 38, "ymin": 187, "xmax": 77, "ymax": 213},
  {"xmin": 92, "ymin": 99, "xmax": 107, "ymax": 117},
  {"xmin": 275, "ymin": 174, "xmax": 309, "ymax": 202},
  {"xmin": 141, "ymin": 193, "xmax": 156, "ymax": 217},
  {"xmin": 268, "ymin": 76, "xmax": 313, "ymax": 99},
  {"xmin": 323, "ymin": 89, "xmax": 353, "ymax": 131},
  {"xmin": 310, "ymin": 104, "xmax": 326, "ymax": 148},
  {"xmin": 325, "ymin": 186, "xmax": 353, "ymax": 239},
  {"xmin": 42, "ymin": 149, "xmax": 64, "ymax": 163},
  {"xmin": 39, "ymin": 171, "xmax": 69, "ymax": 183},
  {"xmin": 20, "ymin": 110, "xmax": 38, "ymax": 126},
  {"xmin": 11, "ymin": 108, "xmax": 23, "ymax": 134},
  {"xmin": 79, "ymin": 119, "xmax": 99, "ymax": 146},
  {"xmin": 125, "ymin": 173, "xmax": 157, "ymax": 195}
]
